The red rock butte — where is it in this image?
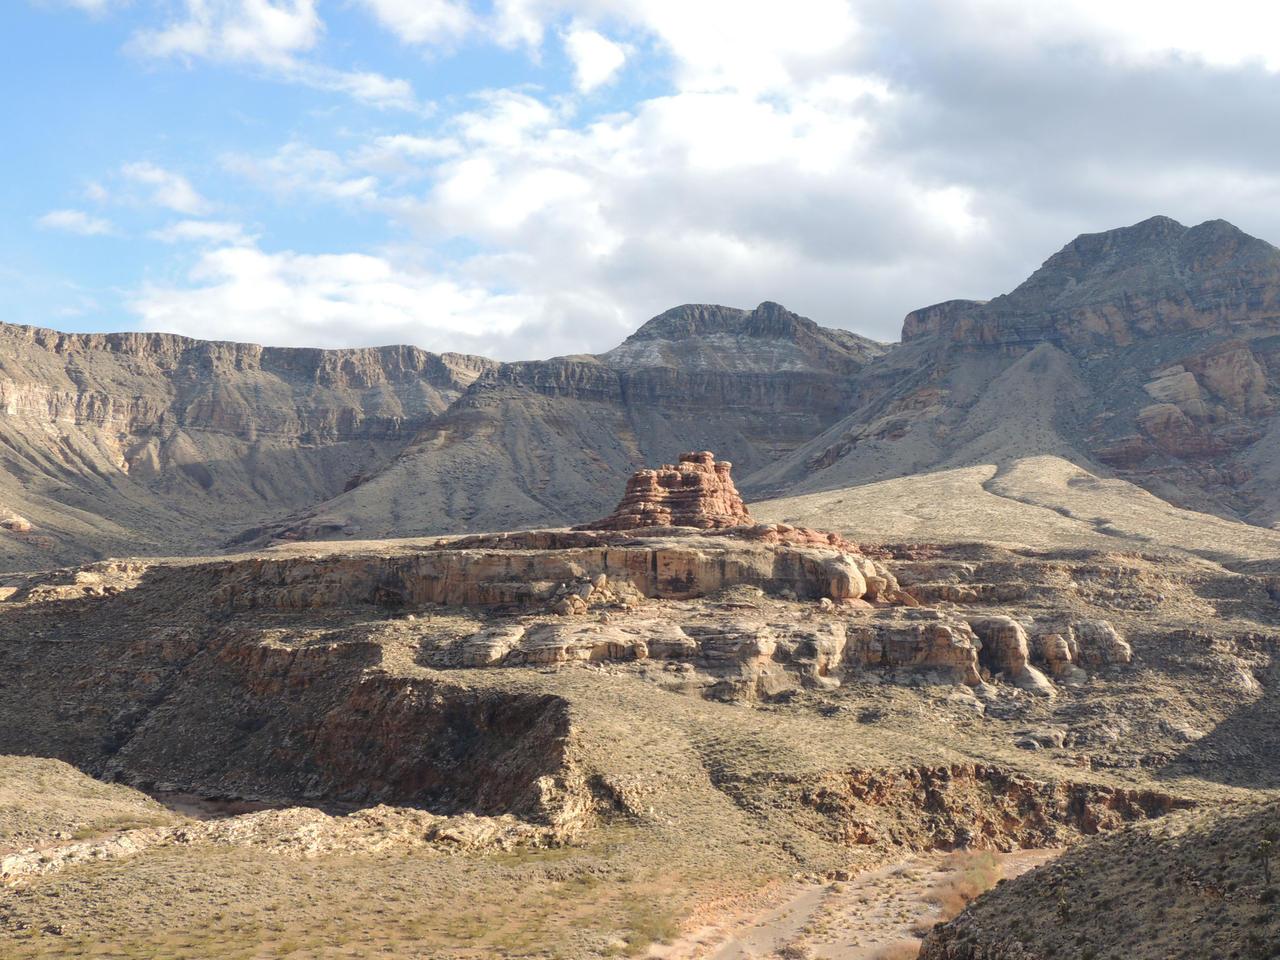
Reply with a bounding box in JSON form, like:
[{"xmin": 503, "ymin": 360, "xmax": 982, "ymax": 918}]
[{"xmin": 579, "ymin": 451, "xmax": 753, "ymax": 531}]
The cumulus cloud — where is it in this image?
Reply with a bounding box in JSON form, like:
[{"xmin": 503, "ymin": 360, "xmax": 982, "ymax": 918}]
[
  {"xmin": 129, "ymin": 242, "xmax": 560, "ymax": 354},
  {"xmin": 121, "ymin": 161, "xmax": 212, "ymax": 215},
  {"xmin": 37, "ymin": 209, "xmax": 115, "ymax": 236},
  {"xmin": 561, "ymin": 23, "xmax": 627, "ymax": 92},
  {"xmin": 357, "ymin": 0, "xmax": 474, "ymax": 45}
]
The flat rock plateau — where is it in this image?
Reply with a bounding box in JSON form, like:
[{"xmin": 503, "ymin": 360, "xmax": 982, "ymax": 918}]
[{"xmin": 5, "ymin": 216, "xmax": 1280, "ymax": 959}]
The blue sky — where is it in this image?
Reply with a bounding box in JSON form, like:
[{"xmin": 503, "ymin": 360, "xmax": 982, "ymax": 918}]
[{"xmin": 6, "ymin": 1, "xmax": 1280, "ymax": 359}]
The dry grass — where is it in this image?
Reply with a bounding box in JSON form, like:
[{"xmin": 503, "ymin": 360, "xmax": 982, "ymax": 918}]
[
  {"xmin": 872, "ymin": 941, "xmax": 922, "ymax": 960},
  {"xmin": 917, "ymin": 851, "xmax": 1003, "ymax": 926}
]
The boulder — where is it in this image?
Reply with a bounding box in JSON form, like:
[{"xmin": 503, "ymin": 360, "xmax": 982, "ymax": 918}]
[
  {"xmin": 968, "ymin": 615, "xmax": 1030, "ymax": 676},
  {"xmin": 1072, "ymin": 619, "xmax": 1132, "ymax": 665},
  {"xmin": 823, "ymin": 556, "xmax": 867, "ymax": 601}
]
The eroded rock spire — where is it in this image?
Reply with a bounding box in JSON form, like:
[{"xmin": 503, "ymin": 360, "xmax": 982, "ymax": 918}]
[{"xmin": 578, "ymin": 451, "xmax": 752, "ymax": 530}]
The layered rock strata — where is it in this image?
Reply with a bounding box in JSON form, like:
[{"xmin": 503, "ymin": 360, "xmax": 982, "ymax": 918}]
[{"xmin": 578, "ymin": 451, "xmax": 753, "ymax": 530}]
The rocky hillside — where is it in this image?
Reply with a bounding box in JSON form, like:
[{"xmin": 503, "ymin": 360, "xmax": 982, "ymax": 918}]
[
  {"xmin": 920, "ymin": 801, "xmax": 1280, "ymax": 960},
  {"xmin": 228, "ymin": 301, "xmax": 886, "ymax": 547},
  {"xmin": 0, "ymin": 325, "xmax": 496, "ymax": 569},
  {"xmin": 749, "ymin": 216, "xmax": 1280, "ymax": 530}
]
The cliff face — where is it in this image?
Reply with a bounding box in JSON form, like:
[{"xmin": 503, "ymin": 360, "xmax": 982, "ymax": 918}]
[
  {"xmin": 754, "ymin": 217, "xmax": 1280, "ymax": 529},
  {"xmin": 0, "ymin": 324, "xmax": 495, "ymax": 568}
]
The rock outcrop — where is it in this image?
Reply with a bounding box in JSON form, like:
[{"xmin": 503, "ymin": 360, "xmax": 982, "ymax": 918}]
[{"xmin": 578, "ymin": 451, "xmax": 753, "ymax": 530}]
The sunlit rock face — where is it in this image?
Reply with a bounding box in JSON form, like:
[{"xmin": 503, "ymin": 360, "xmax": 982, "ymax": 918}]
[{"xmin": 578, "ymin": 451, "xmax": 753, "ymax": 531}]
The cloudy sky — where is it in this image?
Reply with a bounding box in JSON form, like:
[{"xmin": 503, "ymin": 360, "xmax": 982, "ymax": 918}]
[{"xmin": 5, "ymin": 1, "xmax": 1280, "ymax": 358}]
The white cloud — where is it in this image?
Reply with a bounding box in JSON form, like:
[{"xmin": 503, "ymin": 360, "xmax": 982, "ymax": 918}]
[
  {"xmin": 483, "ymin": 0, "xmax": 861, "ymax": 94},
  {"xmin": 131, "ymin": 0, "xmax": 322, "ymax": 69},
  {"xmin": 149, "ymin": 220, "xmax": 254, "ymax": 245},
  {"xmin": 951, "ymin": 0, "xmax": 1280, "ymax": 71},
  {"xmin": 121, "ymin": 161, "xmax": 212, "ymax": 215},
  {"xmin": 491, "ymin": 0, "xmax": 545, "ymax": 50},
  {"xmin": 357, "ymin": 0, "xmax": 474, "ymax": 45},
  {"xmin": 299, "ymin": 66, "xmax": 424, "ymax": 111},
  {"xmin": 223, "ymin": 142, "xmax": 380, "ymax": 202},
  {"xmin": 561, "ymin": 23, "xmax": 627, "ymax": 92},
  {"xmin": 37, "ymin": 209, "xmax": 115, "ymax": 236},
  {"xmin": 352, "ymin": 135, "xmax": 464, "ymax": 176},
  {"xmin": 130, "ymin": 243, "xmax": 540, "ymax": 353}
]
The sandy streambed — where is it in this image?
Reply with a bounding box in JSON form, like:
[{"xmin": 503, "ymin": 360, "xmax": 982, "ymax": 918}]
[{"xmin": 654, "ymin": 848, "xmax": 1062, "ymax": 960}]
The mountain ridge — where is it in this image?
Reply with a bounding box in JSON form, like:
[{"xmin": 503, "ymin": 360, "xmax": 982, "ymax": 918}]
[{"xmin": 7, "ymin": 215, "xmax": 1280, "ymax": 569}]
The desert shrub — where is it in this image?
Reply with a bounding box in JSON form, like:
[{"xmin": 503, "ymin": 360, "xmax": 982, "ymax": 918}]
[
  {"xmin": 921, "ymin": 851, "xmax": 1003, "ymax": 922},
  {"xmin": 872, "ymin": 941, "xmax": 921, "ymax": 960}
]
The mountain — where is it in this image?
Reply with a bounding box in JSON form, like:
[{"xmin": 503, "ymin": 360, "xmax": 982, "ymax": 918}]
[
  {"xmin": 7, "ymin": 215, "xmax": 1280, "ymax": 571},
  {"xmin": 748, "ymin": 216, "xmax": 1280, "ymax": 529},
  {"xmin": 236, "ymin": 301, "xmax": 886, "ymax": 545},
  {"xmin": 0, "ymin": 327, "xmax": 494, "ymax": 569},
  {"xmin": 0, "ymin": 303, "xmax": 884, "ymax": 567}
]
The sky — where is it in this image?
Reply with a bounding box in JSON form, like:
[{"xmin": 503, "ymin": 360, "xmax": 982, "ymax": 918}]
[{"xmin": 5, "ymin": 1, "xmax": 1280, "ymax": 359}]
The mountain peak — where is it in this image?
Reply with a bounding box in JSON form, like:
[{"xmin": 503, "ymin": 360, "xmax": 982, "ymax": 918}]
[
  {"xmin": 602, "ymin": 302, "xmax": 885, "ymax": 375},
  {"xmin": 903, "ymin": 216, "xmax": 1280, "ymax": 345},
  {"xmin": 623, "ymin": 301, "xmax": 813, "ymax": 343}
]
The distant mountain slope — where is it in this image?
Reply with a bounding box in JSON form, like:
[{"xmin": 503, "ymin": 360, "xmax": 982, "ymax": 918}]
[
  {"xmin": 0, "ymin": 326, "xmax": 494, "ymax": 568},
  {"xmin": 238, "ymin": 302, "xmax": 887, "ymax": 544},
  {"xmin": 9, "ymin": 216, "xmax": 1280, "ymax": 570},
  {"xmin": 749, "ymin": 216, "xmax": 1280, "ymax": 528}
]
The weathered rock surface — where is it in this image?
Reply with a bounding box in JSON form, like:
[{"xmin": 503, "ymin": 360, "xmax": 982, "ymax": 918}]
[{"xmin": 579, "ymin": 451, "xmax": 752, "ymax": 530}]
